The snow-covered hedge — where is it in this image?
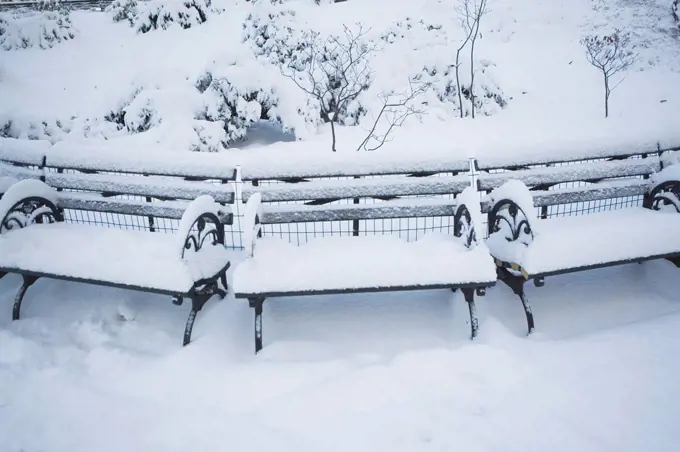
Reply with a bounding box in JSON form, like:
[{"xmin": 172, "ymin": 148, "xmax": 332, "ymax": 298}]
[
  {"xmin": 243, "ymin": 8, "xmax": 369, "ymax": 126},
  {"xmin": 415, "ymin": 61, "xmax": 508, "ymax": 117},
  {"xmin": 194, "ymin": 64, "xmax": 319, "ymax": 151},
  {"xmin": 106, "ymin": 0, "xmax": 221, "ymax": 33},
  {"xmin": 0, "ymin": 10, "xmax": 76, "ymax": 51}
]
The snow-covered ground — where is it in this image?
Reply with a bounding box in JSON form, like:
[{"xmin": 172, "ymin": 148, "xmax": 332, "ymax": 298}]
[
  {"xmin": 3, "ymin": 0, "xmax": 680, "ymax": 450},
  {"xmin": 2, "ymin": 259, "xmax": 680, "ymax": 451}
]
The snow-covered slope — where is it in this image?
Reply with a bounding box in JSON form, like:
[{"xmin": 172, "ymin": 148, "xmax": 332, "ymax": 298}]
[{"xmin": 1, "ymin": 0, "xmax": 679, "ymax": 157}]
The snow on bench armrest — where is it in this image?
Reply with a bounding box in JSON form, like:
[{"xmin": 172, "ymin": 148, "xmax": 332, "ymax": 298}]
[
  {"xmin": 456, "ymin": 186, "xmax": 485, "ymax": 249},
  {"xmin": 242, "ymin": 192, "xmax": 262, "ymax": 258},
  {"xmin": 0, "ymin": 179, "xmax": 60, "ymax": 232}
]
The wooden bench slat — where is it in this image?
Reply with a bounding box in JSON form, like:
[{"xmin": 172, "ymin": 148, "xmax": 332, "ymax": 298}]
[
  {"xmin": 477, "ymin": 158, "xmax": 661, "ymax": 191},
  {"xmin": 240, "ymin": 160, "xmax": 470, "ymax": 181},
  {"xmin": 46, "ymin": 172, "xmax": 235, "ymax": 204},
  {"xmin": 58, "ymin": 193, "xmax": 233, "ymax": 224},
  {"xmin": 261, "ymin": 198, "xmax": 459, "ymax": 224},
  {"xmin": 0, "ymin": 162, "xmax": 43, "ymax": 181},
  {"xmin": 480, "ymin": 179, "xmax": 650, "ymax": 212},
  {"xmin": 242, "ymin": 174, "xmax": 471, "ymax": 203}
]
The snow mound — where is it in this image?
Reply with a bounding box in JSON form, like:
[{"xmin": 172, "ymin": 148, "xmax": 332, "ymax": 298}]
[{"xmin": 0, "ymin": 10, "xmax": 76, "ymax": 51}]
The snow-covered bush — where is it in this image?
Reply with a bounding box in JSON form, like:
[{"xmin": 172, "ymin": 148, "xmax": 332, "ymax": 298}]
[
  {"xmin": 198, "ymin": 73, "xmax": 277, "ymax": 146},
  {"xmin": 415, "ymin": 60, "xmax": 507, "ymax": 117},
  {"xmin": 0, "ymin": 10, "xmax": 76, "ymax": 51},
  {"xmin": 106, "ymin": 0, "xmax": 139, "ymax": 25},
  {"xmin": 242, "ymin": 8, "xmax": 309, "ymax": 66},
  {"xmin": 107, "ymin": 0, "xmax": 220, "ymax": 33},
  {"xmin": 673, "ymin": 0, "xmax": 679, "ymax": 25},
  {"xmin": 244, "ymin": 8, "xmax": 370, "ymax": 149},
  {"xmin": 35, "ymin": 0, "xmax": 64, "ymax": 11}
]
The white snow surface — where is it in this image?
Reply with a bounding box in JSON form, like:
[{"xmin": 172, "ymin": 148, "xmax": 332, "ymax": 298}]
[
  {"xmin": 0, "ymin": 0, "xmax": 679, "ymax": 162},
  {"xmin": 0, "ymin": 222, "xmax": 230, "ymax": 292},
  {"xmin": 2, "ymin": 257, "xmax": 680, "ymax": 451},
  {"xmin": 487, "ymin": 207, "xmax": 680, "ymax": 276},
  {"xmin": 233, "ymin": 233, "xmax": 496, "ymax": 295}
]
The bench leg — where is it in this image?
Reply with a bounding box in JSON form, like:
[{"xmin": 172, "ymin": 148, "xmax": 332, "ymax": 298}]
[
  {"xmin": 183, "ymin": 281, "xmax": 219, "ymax": 346},
  {"xmin": 248, "ymin": 297, "xmax": 265, "ymax": 354},
  {"xmin": 498, "ymin": 269, "xmax": 535, "ymax": 335},
  {"xmin": 13, "ymin": 275, "xmax": 39, "ymax": 321},
  {"xmin": 461, "ymin": 288, "xmax": 479, "ymax": 340}
]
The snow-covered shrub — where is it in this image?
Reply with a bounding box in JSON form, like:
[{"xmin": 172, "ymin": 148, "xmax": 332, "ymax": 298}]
[
  {"xmin": 0, "ymin": 10, "xmax": 76, "ymax": 51},
  {"xmin": 242, "ymin": 8, "xmax": 309, "ymax": 66},
  {"xmin": 673, "ymin": 0, "xmax": 679, "ymax": 25},
  {"xmin": 244, "ymin": 9, "xmax": 369, "ymax": 133},
  {"xmin": 197, "ymin": 71, "xmax": 278, "ymax": 147},
  {"xmin": 106, "ymin": 0, "xmax": 139, "ymax": 25},
  {"xmin": 135, "ymin": 0, "xmax": 218, "ymax": 33},
  {"xmin": 414, "ymin": 60, "xmax": 507, "ymax": 117},
  {"xmin": 191, "ymin": 62, "xmax": 320, "ymax": 151},
  {"xmin": 35, "ymin": 0, "xmax": 64, "ymax": 11},
  {"xmin": 379, "ymin": 17, "xmax": 446, "ymax": 45},
  {"xmin": 108, "ymin": 0, "xmax": 220, "ymax": 33}
]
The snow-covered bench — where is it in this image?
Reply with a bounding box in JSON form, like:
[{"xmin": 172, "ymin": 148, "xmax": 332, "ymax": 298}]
[
  {"xmin": 476, "ymin": 152, "xmax": 680, "ymax": 334},
  {"xmin": 0, "ymin": 140, "xmax": 238, "ymax": 345},
  {"xmin": 233, "ymin": 168, "xmax": 497, "ymax": 352}
]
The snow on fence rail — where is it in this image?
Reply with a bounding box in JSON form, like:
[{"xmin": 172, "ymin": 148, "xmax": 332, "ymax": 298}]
[
  {"xmin": 0, "ymin": 0, "xmax": 113, "ymax": 11},
  {"xmin": 1, "ymin": 137, "xmax": 679, "ymax": 249}
]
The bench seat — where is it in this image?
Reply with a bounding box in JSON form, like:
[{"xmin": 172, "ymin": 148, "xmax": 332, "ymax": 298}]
[
  {"xmin": 487, "ymin": 207, "xmax": 680, "ymax": 277},
  {"xmin": 234, "ymin": 233, "xmax": 497, "ymax": 297},
  {"xmin": 0, "ymin": 223, "xmax": 230, "ymax": 294}
]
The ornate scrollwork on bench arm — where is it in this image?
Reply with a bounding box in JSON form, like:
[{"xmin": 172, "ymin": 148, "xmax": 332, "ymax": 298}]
[
  {"xmin": 487, "ymin": 199, "xmax": 534, "ymax": 246},
  {"xmin": 181, "ymin": 212, "xmax": 225, "ymax": 258},
  {"xmin": 453, "ymin": 203, "xmax": 478, "ymax": 249},
  {"xmin": 1, "ymin": 196, "xmax": 63, "ymax": 234},
  {"xmin": 644, "ymin": 180, "xmax": 680, "ymax": 213}
]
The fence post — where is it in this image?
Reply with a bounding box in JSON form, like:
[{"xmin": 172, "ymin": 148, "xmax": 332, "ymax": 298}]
[
  {"xmin": 143, "ymin": 173, "xmax": 156, "ymax": 232},
  {"xmin": 234, "ymin": 166, "xmax": 244, "ymax": 249},
  {"xmin": 352, "ymin": 175, "xmax": 360, "ymax": 236}
]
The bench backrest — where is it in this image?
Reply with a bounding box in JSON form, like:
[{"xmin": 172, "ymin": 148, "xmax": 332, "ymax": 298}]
[
  {"xmin": 474, "ymin": 151, "xmax": 666, "ymax": 217},
  {"xmin": 0, "ymin": 141, "xmax": 237, "ymax": 229}
]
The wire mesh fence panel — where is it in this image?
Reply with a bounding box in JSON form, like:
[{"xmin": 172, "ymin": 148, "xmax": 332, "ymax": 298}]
[
  {"xmin": 42, "ymin": 166, "xmax": 243, "ymax": 249},
  {"xmin": 7, "ymin": 151, "xmax": 663, "ymax": 249},
  {"xmin": 472, "ymin": 152, "xmax": 659, "ymax": 236},
  {"xmin": 245, "ymin": 170, "xmax": 465, "ymax": 245}
]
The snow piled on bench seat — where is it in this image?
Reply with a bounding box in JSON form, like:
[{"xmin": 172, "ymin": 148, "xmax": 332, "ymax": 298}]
[
  {"xmin": 233, "ymin": 233, "xmax": 496, "ymax": 296},
  {"xmin": 487, "ymin": 208, "xmax": 680, "ymax": 276},
  {"xmin": 0, "ymin": 223, "xmax": 230, "ymax": 294}
]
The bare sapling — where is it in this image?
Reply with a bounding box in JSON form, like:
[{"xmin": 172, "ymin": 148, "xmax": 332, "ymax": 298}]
[{"xmin": 581, "ymin": 30, "xmax": 637, "ymax": 118}]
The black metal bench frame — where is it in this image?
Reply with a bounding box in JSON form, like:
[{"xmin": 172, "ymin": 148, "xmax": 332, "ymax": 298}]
[
  {"xmin": 236, "ymin": 193, "xmax": 494, "ymax": 353},
  {"xmin": 0, "ymin": 189, "xmax": 232, "ymax": 346},
  {"xmin": 485, "ymin": 174, "xmax": 680, "ymax": 335}
]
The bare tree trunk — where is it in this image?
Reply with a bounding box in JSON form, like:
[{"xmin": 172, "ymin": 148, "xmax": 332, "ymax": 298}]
[
  {"xmin": 604, "ymin": 72, "xmax": 609, "ymax": 118},
  {"xmin": 455, "ymin": 48, "xmax": 465, "ymax": 118},
  {"xmin": 469, "ymin": 38, "xmax": 476, "ymax": 119},
  {"xmin": 330, "ymin": 119, "xmax": 337, "ymax": 152}
]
